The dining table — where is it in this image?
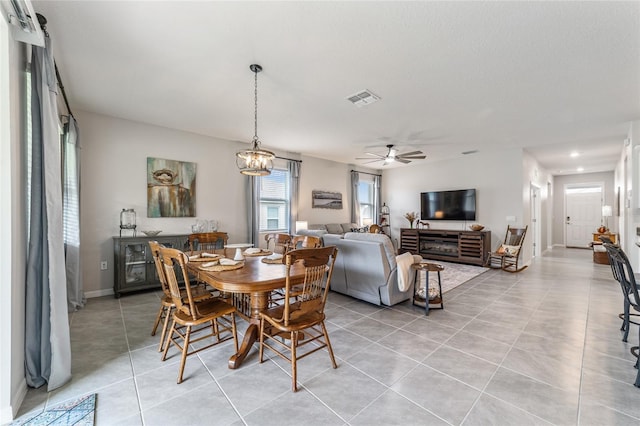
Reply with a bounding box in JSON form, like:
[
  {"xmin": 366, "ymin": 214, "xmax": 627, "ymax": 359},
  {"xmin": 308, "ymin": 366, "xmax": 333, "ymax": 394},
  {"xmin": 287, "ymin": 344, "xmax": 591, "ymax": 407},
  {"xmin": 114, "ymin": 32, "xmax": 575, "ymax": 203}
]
[{"xmin": 187, "ymin": 253, "xmax": 306, "ymax": 369}]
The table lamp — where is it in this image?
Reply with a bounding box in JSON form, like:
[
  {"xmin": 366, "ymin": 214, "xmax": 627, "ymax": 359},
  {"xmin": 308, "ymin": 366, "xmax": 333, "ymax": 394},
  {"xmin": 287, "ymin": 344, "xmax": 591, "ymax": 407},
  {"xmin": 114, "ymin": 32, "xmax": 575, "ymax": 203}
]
[
  {"xmin": 602, "ymin": 205, "xmax": 612, "ymax": 232},
  {"xmin": 295, "ymin": 220, "xmax": 308, "ymax": 234}
]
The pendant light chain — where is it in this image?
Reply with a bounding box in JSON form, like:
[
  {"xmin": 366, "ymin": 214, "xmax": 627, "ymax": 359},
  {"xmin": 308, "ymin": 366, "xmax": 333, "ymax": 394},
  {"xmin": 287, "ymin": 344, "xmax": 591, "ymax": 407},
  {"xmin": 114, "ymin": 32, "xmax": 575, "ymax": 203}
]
[{"xmin": 254, "ymin": 68, "xmax": 259, "ymax": 142}]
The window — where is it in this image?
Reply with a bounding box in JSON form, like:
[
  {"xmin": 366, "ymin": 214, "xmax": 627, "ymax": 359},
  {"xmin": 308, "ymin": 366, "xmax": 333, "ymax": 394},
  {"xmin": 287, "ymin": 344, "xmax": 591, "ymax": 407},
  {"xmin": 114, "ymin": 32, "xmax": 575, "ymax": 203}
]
[
  {"xmin": 259, "ymin": 168, "xmax": 290, "ymax": 231},
  {"xmin": 358, "ymin": 179, "xmax": 374, "ymax": 226}
]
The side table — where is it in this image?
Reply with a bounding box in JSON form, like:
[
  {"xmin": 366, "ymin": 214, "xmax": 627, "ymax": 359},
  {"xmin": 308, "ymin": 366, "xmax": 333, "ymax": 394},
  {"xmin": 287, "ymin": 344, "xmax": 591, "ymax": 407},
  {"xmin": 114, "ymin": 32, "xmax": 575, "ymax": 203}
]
[{"xmin": 412, "ymin": 262, "xmax": 444, "ymax": 315}]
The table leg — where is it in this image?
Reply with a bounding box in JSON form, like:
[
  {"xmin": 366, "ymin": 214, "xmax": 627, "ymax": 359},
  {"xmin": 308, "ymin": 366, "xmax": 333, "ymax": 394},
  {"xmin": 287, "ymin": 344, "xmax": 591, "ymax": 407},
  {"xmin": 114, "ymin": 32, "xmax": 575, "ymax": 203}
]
[
  {"xmin": 228, "ymin": 324, "xmax": 258, "ymax": 369},
  {"xmin": 424, "ymin": 270, "xmax": 430, "ymax": 316},
  {"xmin": 227, "ymin": 291, "xmax": 268, "ymax": 369}
]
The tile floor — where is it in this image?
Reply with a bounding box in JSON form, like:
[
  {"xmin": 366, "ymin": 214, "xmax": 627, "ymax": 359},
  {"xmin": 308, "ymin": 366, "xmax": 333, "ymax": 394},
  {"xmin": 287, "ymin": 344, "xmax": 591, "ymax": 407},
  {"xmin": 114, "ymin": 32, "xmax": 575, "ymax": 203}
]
[{"xmin": 14, "ymin": 247, "xmax": 640, "ymax": 425}]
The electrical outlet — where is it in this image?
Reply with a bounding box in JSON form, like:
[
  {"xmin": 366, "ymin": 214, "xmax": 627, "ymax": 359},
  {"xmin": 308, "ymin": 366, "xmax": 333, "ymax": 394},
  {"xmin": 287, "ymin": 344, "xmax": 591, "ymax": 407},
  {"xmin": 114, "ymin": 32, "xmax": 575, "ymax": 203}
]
[{"xmin": 100, "ymin": 261, "xmax": 108, "ymax": 270}]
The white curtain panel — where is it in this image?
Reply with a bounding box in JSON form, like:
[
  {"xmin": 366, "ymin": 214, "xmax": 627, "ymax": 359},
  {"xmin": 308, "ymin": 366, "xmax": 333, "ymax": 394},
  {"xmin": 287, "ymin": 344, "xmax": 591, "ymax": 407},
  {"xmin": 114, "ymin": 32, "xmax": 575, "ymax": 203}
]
[
  {"xmin": 350, "ymin": 170, "xmax": 360, "ymax": 225},
  {"xmin": 63, "ymin": 116, "xmax": 84, "ymax": 311}
]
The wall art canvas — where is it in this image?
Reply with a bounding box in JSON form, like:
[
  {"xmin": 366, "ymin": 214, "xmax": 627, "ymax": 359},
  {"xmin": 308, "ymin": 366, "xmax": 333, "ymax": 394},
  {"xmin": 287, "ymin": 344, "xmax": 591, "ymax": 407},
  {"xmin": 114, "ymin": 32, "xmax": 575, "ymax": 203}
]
[
  {"xmin": 312, "ymin": 190, "xmax": 343, "ymax": 209},
  {"xmin": 147, "ymin": 157, "xmax": 196, "ymax": 217}
]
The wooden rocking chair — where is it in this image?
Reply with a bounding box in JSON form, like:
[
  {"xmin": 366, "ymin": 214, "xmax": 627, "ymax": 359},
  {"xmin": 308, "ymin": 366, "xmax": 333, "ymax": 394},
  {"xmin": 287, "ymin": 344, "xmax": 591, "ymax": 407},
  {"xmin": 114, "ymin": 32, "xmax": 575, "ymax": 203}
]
[{"xmin": 488, "ymin": 225, "xmax": 528, "ymax": 273}]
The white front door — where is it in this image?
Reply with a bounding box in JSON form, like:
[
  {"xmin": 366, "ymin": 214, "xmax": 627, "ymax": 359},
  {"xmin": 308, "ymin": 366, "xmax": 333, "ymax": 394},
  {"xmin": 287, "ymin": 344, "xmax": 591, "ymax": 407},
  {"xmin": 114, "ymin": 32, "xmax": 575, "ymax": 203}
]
[{"xmin": 565, "ymin": 187, "xmax": 602, "ymax": 248}]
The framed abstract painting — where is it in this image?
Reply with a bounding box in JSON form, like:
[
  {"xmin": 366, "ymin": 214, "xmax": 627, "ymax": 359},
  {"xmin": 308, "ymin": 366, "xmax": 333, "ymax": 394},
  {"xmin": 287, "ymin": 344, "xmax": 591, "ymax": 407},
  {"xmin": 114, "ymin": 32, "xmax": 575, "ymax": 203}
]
[{"xmin": 147, "ymin": 157, "xmax": 196, "ymax": 217}]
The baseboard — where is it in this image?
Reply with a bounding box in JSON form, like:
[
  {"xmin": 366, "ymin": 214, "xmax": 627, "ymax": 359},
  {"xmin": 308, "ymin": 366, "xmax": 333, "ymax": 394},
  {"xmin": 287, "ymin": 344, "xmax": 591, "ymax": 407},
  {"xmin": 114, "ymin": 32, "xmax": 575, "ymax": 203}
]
[
  {"xmin": 84, "ymin": 288, "xmax": 114, "ymax": 298},
  {"xmin": 0, "ymin": 377, "xmax": 27, "ymax": 423}
]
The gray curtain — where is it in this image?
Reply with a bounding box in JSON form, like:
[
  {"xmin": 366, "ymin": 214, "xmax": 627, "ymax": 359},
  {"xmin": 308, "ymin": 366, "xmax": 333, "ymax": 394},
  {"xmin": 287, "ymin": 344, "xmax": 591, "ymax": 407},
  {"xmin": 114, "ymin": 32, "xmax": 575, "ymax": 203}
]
[
  {"xmin": 288, "ymin": 160, "xmax": 300, "ymax": 233},
  {"xmin": 63, "ymin": 117, "xmax": 83, "ymax": 311},
  {"xmin": 350, "ymin": 170, "xmax": 360, "ymax": 224},
  {"xmin": 374, "ymin": 174, "xmax": 382, "ymax": 224},
  {"xmin": 25, "ymin": 38, "xmax": 72, "ymax": 390},
  {"xmin": 247, "ymin": 176, "xmax": 260, "ymax": 246}
]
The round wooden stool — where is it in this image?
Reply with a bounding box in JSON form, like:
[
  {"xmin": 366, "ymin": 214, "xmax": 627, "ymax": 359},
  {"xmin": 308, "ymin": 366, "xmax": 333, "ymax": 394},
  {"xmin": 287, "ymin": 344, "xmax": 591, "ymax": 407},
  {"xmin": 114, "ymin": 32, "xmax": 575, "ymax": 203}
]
[{"xmin": 412, "ymin": 262, "xmax": 444, "ymax": 315}]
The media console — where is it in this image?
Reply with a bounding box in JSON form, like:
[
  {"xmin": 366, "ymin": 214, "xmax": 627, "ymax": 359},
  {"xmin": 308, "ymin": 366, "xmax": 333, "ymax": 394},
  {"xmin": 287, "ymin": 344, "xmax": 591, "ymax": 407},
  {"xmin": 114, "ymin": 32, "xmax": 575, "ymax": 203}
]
[{"xmin": 399, "ymin": 228, "xmax": 490, "ymax": 266}]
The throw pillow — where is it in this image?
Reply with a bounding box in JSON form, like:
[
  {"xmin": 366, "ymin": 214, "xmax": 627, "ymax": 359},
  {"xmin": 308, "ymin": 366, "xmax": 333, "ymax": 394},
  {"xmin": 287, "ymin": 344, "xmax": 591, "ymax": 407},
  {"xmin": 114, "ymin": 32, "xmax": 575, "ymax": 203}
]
[
  {"xmin": 326, "ymin": 223, "xmax": 344, "ymax": 234},
  {"xmin": 502, "ymin": 244, "xmax": 520, "ymax": 256},
  {"xmin": 350, "ymin": 226, "xmax": 369, "ymax": 233}
]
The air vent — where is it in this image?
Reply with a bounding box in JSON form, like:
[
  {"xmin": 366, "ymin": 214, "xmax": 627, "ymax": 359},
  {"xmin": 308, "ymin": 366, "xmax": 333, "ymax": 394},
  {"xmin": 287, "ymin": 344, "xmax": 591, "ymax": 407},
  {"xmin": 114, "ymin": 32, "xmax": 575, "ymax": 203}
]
[
  {"xmin": 346, "ymin": 89, "xmax": 380, "ymax": 107},
  {"xmin": 1, "ymin": 0, "xmax": 45, "ymax": 46}
]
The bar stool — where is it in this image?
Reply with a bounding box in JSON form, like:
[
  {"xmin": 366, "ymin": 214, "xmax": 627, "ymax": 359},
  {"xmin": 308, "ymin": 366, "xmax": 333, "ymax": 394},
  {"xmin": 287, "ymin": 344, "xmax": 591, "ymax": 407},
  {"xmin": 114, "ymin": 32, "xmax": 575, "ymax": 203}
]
[{"xmin": 412, "ymin": 262, "xmax": 444, "ymax": 315}]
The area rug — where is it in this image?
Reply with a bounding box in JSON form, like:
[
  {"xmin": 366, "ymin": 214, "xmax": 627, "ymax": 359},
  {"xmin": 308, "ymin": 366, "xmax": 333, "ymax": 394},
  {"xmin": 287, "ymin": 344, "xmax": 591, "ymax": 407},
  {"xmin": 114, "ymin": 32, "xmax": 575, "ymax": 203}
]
[
  {"xmin": 419, "ymin": 260, "xmax": 489, "ymax": 294},
  {"xmin": 12, "ymin": 393, "xmax": 96, "ymax": 426}
]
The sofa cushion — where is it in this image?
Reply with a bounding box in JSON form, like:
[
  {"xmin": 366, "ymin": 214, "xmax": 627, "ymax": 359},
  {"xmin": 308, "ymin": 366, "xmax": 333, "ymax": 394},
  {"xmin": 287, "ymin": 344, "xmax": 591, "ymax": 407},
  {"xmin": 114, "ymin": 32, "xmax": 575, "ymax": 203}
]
[
  {"xmin": 341, "ymin": 222, "xmax": 358, "ymax": 233},
  {"xmin": 308, "ymin": 224, "xmax": 328, "ymax": 231},
  {"xmin": 326, "ymin": 223, "xmax": 344, "ymax": 234},
  {"xmin": 343, "ymin": 232, "xmax": 396, "ymax": 269}
]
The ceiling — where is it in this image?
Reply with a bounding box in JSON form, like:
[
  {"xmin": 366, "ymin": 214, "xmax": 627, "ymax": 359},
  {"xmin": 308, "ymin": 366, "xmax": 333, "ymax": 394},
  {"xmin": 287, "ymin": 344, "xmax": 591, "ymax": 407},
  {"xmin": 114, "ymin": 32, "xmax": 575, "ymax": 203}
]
[{"xmin": 31, "ymin": 1, "xmax": 640, "ymax": 174}]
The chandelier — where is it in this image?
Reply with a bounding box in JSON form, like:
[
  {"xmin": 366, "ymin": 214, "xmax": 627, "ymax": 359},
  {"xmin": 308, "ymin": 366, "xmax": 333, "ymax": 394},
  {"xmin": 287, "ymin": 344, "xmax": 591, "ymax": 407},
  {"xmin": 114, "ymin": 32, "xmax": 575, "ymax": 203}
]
[{"xmin": 236, "ymin": 64, "xmax": 275, "ymax": 176}]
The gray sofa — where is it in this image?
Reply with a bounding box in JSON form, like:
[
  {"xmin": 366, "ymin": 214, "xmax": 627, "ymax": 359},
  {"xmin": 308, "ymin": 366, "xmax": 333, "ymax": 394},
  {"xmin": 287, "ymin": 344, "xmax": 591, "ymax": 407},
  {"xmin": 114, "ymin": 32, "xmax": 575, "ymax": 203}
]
[
  {"xmin": 306, "ymin": 222, "xmax": 357, "ymax": 235},
  {"xmin": 296, "ymin": 222, "xmax": 356, "ymax": 241},
  {"xmin": 323, "ymin": 232, "xmax": 422, "ymax": 306}
]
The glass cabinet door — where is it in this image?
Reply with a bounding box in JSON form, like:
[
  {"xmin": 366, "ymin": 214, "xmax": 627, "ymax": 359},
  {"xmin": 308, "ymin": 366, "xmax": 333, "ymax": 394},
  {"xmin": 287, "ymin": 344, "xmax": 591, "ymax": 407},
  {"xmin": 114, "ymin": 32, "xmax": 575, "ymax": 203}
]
[{"xmin": 124, "ymin": 243, "xmax": 148, "ymax": 285}]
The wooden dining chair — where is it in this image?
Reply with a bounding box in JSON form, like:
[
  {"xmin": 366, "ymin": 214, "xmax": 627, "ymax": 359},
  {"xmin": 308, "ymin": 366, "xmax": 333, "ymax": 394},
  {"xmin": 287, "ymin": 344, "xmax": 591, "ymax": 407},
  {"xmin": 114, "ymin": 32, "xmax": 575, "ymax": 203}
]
[
  {"xmin": 289, "ymin": 235, "xmax": 322, "ymax": 251},
  {"xmin": 259, "ymin": 245, "xmax": 338, "ymax": 392},
  {"xmin": 148, "ymin": 241, "xmax": 212, "ymax": 352},
  {"xmin": 188, "ymin": 232, "xmax": 228, "ymax": 256},
  {"xmin": 159, "ymin": 246, "xmax": 238, "ymax": 384},
  {"xmin": 264, "ymin": 233, "xmax": 292, "ymax": 254}
]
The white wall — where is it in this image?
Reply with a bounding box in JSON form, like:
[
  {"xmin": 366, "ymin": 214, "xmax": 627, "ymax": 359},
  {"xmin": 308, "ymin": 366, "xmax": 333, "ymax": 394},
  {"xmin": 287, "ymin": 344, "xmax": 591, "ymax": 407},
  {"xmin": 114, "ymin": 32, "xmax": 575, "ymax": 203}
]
[
  {"xmin": 382, "ymin": 147, "xmax": 527, "ymax": 258},
  {"xmin": 522, "ymin": 151, "xmax": 553, "ymax": 260},
  {"xmin": 0, "ymin": 17, "xmax": 28, "ymax": 422},
  {"xmin": 625, "ymin": 120, "xmax": 640, "ymax": 270},
  {"xmin": 78, "ymin": 111, "xmax": 252, "ymax": 295},
  {"xmin": 297, "ymin": 156, "xmax": 377, "ymax": 225},
  {"xmin": 551, "ymin": 171, "xmax": 616, "ymax": 246},
  {"xmin": 78, "ymin": 111, "xmax": 379, "ymax": 295}
]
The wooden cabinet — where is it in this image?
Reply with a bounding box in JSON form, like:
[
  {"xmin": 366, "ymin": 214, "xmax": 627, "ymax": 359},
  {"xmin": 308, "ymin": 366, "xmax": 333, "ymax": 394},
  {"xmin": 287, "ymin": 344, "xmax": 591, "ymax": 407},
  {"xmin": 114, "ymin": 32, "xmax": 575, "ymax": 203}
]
[
  {"xmin": 400, "ymin": 228, "xmax": 419, "ymax": 253},
  {"xmin": 113, "ymin": 234, "xmax": 189, "ymax": 298},
  {"xmin": 400, "ymin": 228, "xmax": 490, "ymax": 266}
]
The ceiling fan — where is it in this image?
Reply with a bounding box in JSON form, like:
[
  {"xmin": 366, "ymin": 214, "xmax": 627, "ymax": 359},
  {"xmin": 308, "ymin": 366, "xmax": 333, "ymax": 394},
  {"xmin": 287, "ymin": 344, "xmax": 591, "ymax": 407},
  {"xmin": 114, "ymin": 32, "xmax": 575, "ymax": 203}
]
[{"xmin": 356, "ymin": 144, "xmax": 426, "ymax": 165}]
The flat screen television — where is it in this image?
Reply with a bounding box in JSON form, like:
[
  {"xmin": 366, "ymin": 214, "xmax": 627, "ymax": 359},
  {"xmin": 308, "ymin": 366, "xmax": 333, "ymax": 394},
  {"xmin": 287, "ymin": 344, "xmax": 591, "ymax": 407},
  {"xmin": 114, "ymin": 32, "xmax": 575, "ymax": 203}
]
[{"xmin": 420, "ymin": 189, "xmax": 476, "ymax": 221}]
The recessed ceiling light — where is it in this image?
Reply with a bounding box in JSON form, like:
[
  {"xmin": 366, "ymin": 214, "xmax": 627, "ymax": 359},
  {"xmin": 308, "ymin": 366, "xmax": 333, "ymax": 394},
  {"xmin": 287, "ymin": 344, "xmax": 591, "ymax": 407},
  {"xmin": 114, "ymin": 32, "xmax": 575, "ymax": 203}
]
[
  {"xmin": 570, "ymin": 151, "xmax": 580, "ymax": 158},
  {"xmin": 577, "ymin": 167, "xmax": 584, "ymax": 172}
]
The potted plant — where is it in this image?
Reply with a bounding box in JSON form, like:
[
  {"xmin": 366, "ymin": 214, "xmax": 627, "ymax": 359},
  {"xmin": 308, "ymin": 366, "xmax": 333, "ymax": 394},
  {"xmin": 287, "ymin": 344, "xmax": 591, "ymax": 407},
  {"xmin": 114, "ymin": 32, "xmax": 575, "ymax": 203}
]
[{"xmin": 404, "ymin": 212, "xmax": 417, "ymax": 228}]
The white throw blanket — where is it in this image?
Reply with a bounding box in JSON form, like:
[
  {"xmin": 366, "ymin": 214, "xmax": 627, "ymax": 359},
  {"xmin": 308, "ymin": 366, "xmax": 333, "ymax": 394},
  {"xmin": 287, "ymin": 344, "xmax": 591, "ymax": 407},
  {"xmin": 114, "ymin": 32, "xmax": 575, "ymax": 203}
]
[{"xmin": 396, "ymin": 252, "xmax": 415, "ymax": 291}]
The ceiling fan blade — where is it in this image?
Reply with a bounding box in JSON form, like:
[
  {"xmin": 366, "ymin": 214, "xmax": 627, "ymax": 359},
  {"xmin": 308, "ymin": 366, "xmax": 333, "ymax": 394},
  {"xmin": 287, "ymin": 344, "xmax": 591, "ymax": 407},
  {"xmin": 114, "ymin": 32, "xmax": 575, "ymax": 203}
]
[
  {"xmin": 396, "ymin": 158, "xmax": 411, "ymax": 164},
  {"xmin": 398, "ymin": 155, "xmax": 426, "ymax": 160},
  {"xmin": 366, "ymin": 152, "xmax": 386, "ymax": 158},
  {"xmin": 360, "ymin": 159, "xmax": 383, "ymax": 164},
  {"xmin": 397, "ymin": 151, "xmax": 423, "ymax": 156}
]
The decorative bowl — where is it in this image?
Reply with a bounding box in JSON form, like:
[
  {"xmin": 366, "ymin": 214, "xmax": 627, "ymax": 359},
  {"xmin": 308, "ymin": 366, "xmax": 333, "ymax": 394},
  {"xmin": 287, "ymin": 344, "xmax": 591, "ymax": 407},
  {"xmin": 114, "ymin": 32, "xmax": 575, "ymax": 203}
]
[
  {"xmin": 469, "ymin": 224, "xmax": 484, "ymax": 231},
  {"xmin": 141, "ymin": 230, "xmax": 162, "ymax": 237}
]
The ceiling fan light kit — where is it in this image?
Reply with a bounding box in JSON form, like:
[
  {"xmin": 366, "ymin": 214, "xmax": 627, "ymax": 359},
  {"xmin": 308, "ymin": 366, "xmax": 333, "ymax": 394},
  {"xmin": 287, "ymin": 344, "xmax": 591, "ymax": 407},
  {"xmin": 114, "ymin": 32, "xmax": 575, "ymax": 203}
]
[
  {"xmin": 356, "ymin": 144, "xmax": 426, "ymax": 166},
  {"xmin": 236, "ymin": 64, "xmax": 275, "ymax": 176}
]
